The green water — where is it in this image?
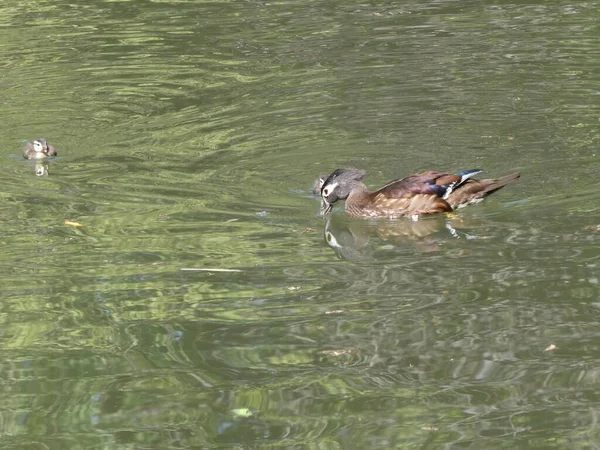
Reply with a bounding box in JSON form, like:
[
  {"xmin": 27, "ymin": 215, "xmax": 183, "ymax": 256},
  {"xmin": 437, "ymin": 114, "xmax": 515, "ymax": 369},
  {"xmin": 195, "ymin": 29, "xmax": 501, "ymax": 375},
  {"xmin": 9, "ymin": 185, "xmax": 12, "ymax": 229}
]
[{"xmin": 1, "ymin": 0, "xmax": 600, "ymax": 448}]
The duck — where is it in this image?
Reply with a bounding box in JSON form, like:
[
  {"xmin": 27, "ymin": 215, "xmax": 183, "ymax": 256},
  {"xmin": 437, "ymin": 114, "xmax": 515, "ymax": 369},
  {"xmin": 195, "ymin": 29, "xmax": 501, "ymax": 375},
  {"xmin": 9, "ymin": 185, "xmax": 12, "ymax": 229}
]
[
  {"xmin": 23, "ymin": 138, "xmax": 57, "ymax": 160},
  {"xmin": 319, "ymin": 168, "xmax": 520, "ymax": 218}
]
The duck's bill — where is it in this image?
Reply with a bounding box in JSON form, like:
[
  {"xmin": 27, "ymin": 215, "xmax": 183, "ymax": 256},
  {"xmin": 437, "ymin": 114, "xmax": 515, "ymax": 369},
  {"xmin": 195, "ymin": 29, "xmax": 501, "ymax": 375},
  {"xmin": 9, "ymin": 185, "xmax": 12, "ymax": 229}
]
[{"xmin": 321, "ymin": 199, "xmax": 333, "ymax": 215}]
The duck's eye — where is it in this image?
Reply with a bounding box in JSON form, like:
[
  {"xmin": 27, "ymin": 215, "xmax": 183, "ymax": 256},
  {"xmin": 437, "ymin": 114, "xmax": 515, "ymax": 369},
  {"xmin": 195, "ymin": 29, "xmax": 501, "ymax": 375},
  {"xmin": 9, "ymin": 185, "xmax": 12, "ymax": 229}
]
[{"xmin": 323, "ymin": 188, "xmax": 329, "ymax": 197}]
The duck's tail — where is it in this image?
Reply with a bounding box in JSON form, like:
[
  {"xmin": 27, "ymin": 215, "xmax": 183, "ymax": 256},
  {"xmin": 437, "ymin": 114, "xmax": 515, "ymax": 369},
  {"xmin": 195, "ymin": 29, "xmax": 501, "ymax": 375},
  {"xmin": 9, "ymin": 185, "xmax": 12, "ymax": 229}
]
[{"xmin": 446, "ymin": 172, "xmax": 520, "ymax": 209}]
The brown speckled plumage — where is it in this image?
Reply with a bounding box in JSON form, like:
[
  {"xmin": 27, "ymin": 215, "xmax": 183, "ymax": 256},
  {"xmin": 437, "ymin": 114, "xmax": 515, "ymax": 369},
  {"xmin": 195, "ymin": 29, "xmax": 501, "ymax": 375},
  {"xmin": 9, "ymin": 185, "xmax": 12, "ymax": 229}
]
[{"xmin": 320, "ymin": 168, "xmax": 520, "ymax": 218}]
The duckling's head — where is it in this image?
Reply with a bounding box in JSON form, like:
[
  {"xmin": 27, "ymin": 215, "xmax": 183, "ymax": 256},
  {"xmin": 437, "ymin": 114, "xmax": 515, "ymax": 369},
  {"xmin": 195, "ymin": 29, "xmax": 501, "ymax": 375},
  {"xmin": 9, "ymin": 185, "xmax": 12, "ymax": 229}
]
[
  {"xmin": 312, "ymin": 174, "xmax": 328, "ymax": 195},
  {"xmin": 32, "ymin": 138, "xmax": 49, "ymax": 154},
  {"xmin": 320, "ymin": 168, "xmax": 366, "ymax": 214}
]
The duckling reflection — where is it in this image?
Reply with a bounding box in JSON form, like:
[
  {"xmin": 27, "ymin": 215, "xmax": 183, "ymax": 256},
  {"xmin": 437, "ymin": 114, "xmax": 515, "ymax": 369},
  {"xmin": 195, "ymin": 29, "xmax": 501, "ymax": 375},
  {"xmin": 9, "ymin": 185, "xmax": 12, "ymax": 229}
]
[
  {"xmin": 34, "ymin": 163, "xmax": 49, "ymax": 177},
  {"xmin": 324, "ymin": 214, "xmax": 461, "ymax": 259}
]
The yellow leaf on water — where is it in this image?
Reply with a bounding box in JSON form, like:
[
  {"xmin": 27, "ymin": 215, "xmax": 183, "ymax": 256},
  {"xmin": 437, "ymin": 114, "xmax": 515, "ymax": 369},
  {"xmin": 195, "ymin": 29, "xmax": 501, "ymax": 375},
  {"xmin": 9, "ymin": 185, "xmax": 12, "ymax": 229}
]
[{"xmin": 65, "ymin": 220, "xmax": 85, "ymax": 227}]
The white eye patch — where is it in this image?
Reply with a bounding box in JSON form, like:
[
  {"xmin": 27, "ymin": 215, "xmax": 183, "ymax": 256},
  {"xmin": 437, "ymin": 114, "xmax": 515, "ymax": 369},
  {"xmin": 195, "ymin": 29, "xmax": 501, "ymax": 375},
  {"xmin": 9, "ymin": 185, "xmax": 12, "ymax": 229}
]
[
  {"xmin": 33, "ymin": 141, "xmax": 44, "ymax": 151},
  {"xmin": 322, "ymin": 181, "xmax": 338, "ymax": 198}
]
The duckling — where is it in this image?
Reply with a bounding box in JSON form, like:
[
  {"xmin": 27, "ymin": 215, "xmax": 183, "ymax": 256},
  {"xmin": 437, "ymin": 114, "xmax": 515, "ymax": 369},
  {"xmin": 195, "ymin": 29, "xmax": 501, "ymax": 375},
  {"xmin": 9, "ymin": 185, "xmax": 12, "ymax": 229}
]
[
  {"xmin": 311, "ymin": 174, "xmax": 328, "ymax": 195},
  {"xmin": 23, "ymin": 138, "xmax": 57, "ymax": 160}
]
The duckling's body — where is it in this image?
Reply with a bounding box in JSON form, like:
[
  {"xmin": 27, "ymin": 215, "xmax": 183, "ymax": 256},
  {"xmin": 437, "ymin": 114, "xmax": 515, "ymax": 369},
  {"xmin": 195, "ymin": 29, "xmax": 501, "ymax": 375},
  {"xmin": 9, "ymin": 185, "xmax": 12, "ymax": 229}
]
[
  {"xmin": 23, "ymin": 138, "xmax": 57, "ymax": 160},
  {"xmin": 320, "ymin": 168, "xmax": 520, "ymax": 218},
  {"xmin": 312, "ymin": 174, "xmax": 328, "ymax": 195}
]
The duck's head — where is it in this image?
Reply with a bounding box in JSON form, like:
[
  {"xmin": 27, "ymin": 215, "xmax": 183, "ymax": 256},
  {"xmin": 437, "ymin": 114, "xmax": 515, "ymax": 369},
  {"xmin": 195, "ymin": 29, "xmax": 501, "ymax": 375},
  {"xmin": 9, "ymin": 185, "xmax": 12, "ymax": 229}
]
[{"xmin": 320, "ymin": 168, "xmax": 366, "ymax": 214}]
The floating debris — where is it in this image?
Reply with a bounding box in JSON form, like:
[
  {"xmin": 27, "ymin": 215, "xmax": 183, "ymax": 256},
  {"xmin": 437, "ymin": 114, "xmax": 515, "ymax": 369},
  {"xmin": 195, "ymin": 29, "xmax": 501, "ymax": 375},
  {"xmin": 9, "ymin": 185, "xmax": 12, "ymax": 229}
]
[
  {"xmin": 231, "ymin": 408, "xmax": 253, "ymax": 418},
  {"xmin": 317, "ymin": 349, "xmax": 354, "ymax": 356},
  {"xmin": 65, "ymin": 220, "xmax": 84, "ymax": 227},
  {"xmin": 181, "ymin": 268, "xmax": 242, "ymax": 273}
]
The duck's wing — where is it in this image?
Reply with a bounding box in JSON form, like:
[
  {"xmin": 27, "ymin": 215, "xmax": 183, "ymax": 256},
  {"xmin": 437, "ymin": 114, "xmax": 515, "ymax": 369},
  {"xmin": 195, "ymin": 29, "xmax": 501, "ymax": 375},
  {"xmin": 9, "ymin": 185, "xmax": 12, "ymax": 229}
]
[
  {"xmin": 368, "ymin": 172, "xmax": 454, "ymax": 215},
  {"xmin": 367, "ymin": 169, "xmax": 489, "ymax": 215}
]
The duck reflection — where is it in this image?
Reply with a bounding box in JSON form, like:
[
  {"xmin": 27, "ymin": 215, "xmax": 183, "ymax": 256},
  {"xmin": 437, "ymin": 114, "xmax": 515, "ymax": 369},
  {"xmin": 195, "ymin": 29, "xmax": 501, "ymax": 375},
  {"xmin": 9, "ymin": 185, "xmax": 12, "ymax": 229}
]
[{"xmin": 323, "ymin": 214, "xmax": 469, "ymax": 260}]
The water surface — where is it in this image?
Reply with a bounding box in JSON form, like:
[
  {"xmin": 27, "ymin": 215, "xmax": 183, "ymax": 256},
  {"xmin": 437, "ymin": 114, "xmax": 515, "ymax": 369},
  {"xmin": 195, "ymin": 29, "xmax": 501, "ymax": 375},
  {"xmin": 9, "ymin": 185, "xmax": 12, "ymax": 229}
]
[{"xmin": 1, "ymin": 0, "xmax": 600, "ymax": 448}]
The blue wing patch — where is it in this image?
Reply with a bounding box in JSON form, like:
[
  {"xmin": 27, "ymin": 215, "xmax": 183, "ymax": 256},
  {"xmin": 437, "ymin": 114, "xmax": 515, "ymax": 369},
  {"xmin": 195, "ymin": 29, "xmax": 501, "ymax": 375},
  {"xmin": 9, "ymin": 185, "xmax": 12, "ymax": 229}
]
[{"xmin": 429, "ymin": 184, "xmax": 448, "ymax": 198}]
